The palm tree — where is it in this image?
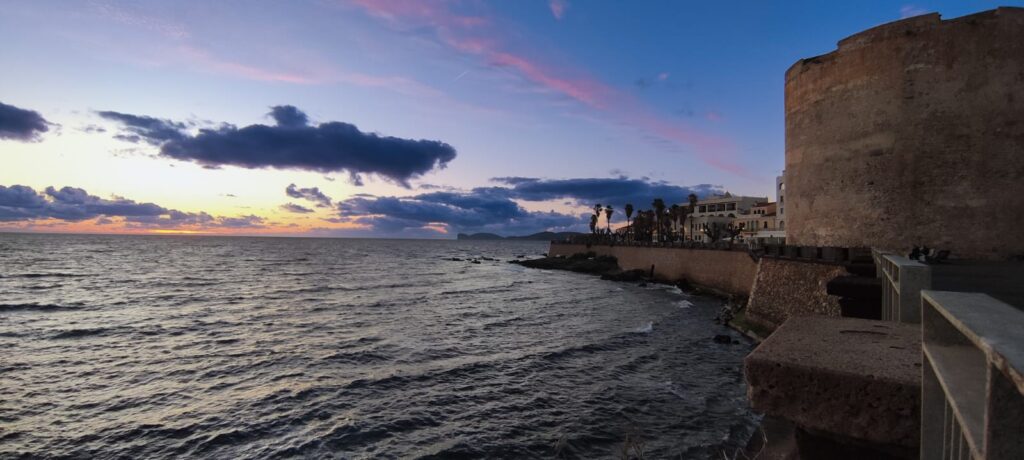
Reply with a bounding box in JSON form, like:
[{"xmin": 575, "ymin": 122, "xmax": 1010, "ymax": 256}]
[
  {"xmin": 687, "ymin": 193, "xmax": 698, "ymax": 240},
  {"xmin": 594, "ymin": 203, "xmax": 603, "ymax": 219},
  {"xmin": 624, "ymin": 203, "xmax": 634, "ymax": 241},
  {"xmin": 604, "ymin": 205, "xmax": 614, "ymax": 233},
  {"xmin": 589, "ymin": 213, "xmax": 598, "ymax": 234},
  {"xmin": 651, "ymin": 198, "xmax": 666, "ymax": 242},
  {"xmin": 669, "ymin": 204, "xmax": 681, "ymax": 241}
]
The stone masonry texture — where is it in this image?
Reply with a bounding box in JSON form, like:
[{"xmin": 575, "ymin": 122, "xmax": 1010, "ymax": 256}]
[
  {"xmin": 746, "ymin": 258, "xmax": 845, "ymax": 328},
  {"xmin": 546, "ymin": 244, "xmax": 758, "ymax": 296},
  {"xmin": 785, "ymin": 8, "xmax": 1024, "ymax": 260},
  {"xmin": 745, "ymin": 316, "xmax": 922, "ymax": 449}
]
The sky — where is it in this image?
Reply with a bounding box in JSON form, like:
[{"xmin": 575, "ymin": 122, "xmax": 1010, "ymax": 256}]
[{"xmin": 0, "ymin": 0, "xmax": 1016, "ymax": 237}]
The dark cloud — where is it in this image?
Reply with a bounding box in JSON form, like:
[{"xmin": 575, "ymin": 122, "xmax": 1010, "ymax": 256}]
[
  {"xmin": 0, "ymin": 184, "xmax": 265, "ymax": 229},
  {"xmin": 96, "ymin": 111, "xmax": 187, "ymax": 145},
  {"xmin": 43, "ymin": 186, "xmax": 167, "ymax": 221},
  {"xmin": 281, "ymin": 203, "xmax": 315, "ymax": 214},
  {"xmin": 489, "ymin": 176, "xmax": 721, "ymax": 208},
  {"xmin": 102, "ymin": 105, "xmax": 456, "ymax": 185},
  {"xmin": 0, "ymin": 185, "xmax": 165, "ymax": 222},
  {"xmin": 268, "ymin": 105, "xmax": 309, "ymax": 128},
  {"xmin": 0, "ymin": 101, "xmax": 51, "ymax": 141},
  {"xmin": 285, "ymin": 183, "xmax": 332, "ymax": 207}
]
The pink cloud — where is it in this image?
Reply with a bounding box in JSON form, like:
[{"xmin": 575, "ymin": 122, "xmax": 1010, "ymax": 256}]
[
  {"xmin": 549, "ymin": 0, "xmax": 568, "ymax": 20},
  {"xmin": 176, "ymin": 46, "xmax": 326, "ymax": 84},
  {"xmin": 345, "ymin": 0, "xmax": 750, "ymax": 177},
  {"xmin": 705, "ymin": 111, "xmax": 723, "ymax": 122},
  {"xmin": 488, "ymin": 52, "xmax": 610, "ymax": 109}
]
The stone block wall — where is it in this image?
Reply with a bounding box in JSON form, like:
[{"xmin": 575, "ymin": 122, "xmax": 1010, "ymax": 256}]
[
  {"xmin": 546, "ymin": 244, "xmax": 758, "ymax": 296},
  {"xmin": 785, "ymin": 7, "xmax": 1024, "ymax": 260},
  {"xmin": 745, "ymin": 258, "xmax": 845, "ymax": 329}
]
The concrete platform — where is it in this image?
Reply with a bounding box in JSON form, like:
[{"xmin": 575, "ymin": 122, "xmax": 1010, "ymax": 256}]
[{"xmin": 744, "ymin": 316, "xmax": 922, "ymax": 452}]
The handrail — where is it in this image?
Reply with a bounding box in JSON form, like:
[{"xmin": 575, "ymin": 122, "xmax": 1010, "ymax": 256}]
[
  {"xmin": 879, "ymin": 254, "xmax": 931, "ymax": 323},
  {"xmin": 920, "ymin": 291, "xmax": 1024, "ymax": 459}
]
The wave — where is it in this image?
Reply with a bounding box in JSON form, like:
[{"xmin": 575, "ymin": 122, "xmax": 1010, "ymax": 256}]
[
  {"xmin": 635, "ymin": 322, "xmax": 654, "ymax": 333},
  {"xmin": 1, "ymin": 273, "xmax": 90, "ymax": 278},
  {"xmin": 51, "ymin": 327, "xmax": 111, "ymax": 339},
  {"xmin": 0, "ymin": 303, "xmax": 83, "ymax": 312}
]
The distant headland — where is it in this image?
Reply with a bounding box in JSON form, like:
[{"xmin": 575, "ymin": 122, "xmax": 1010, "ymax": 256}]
[{"xmin": 456, "ymin": 231, "xmax": 584, "ymax": 241}]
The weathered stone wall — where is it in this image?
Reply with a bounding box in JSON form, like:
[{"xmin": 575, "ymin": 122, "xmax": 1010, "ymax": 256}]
[
  {"xmin": 785, "ymin": 8, "xmax": 1024, "ymax": 260},
  {"xmin": 547, "ymin": 244, "xmax": 758, "ymax": 296},
  {"xmin": 746, "ymin": 258, "xmax": 845, "ymax": 329}
]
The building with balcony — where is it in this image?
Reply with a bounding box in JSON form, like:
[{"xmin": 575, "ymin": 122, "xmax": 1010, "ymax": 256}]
[{"xmin": 684, "ymin": 193, "xmax": 766, "ymax": 242}]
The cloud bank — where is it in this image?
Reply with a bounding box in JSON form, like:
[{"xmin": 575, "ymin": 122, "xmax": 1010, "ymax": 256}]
[
  {"xmin": 334, "ymin": 176, "xmax": 720, "ymax": 236},
  {"xmin": 0, "ymin": 101, "xmax": 51, "ymax": 142},
  {"xmin": 490, "ymin": 176, "xmax": 721, "ymax": 207},
  {"xmin": 335, "ymin": 191, "xmax": 585, "ymax": 236},
  {"xmin": 100, "ymin": 105, "xmax": 457, "ymax": 185},
  {"xmin": 0, "ymin": 185, "xmax": 264, "ymax": 229}
]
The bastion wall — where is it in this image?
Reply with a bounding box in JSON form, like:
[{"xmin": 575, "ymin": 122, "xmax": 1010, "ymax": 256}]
[
  {"xmin": 745, "ymin": 258, "xmax": 844, "ymax": 329},
  {"xmin": 785, "ymin": 7, "xmax": 1024, "ymax": 260},
  {"xmin": 546, "ymin": 244, "xmax": 845, "ymax": 329},
  {"xmin": 546, "ymin": 244, "xmax": 758, "ymax": 296}
]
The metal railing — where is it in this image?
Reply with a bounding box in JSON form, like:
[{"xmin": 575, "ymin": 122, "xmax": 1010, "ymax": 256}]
[
  {"xmin": 920, "ymin": 291, "xmax": 1024, "ymax": 459},
  {"xmin": 879, "ymin": 254, "xmax": 931, "ymax": 323}
]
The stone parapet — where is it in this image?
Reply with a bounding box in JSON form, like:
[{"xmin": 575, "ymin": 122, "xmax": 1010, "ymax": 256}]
[{"xmin": 745, "ymin": 316, "xmax": 921, "ymax": 454}]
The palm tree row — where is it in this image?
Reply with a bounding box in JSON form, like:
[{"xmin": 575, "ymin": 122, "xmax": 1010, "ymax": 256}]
[{"xmin": 588, "ymin": 194, "xmax": 700, "ymax": 243}]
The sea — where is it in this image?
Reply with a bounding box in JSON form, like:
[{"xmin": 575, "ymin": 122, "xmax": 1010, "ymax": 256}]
[{"xmin": 0, "ymin": 233, "xmax": 758, "ymax": 459}]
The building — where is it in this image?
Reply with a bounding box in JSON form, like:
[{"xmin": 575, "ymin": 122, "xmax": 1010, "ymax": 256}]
[
  {"xmin": 685, "ymin": 193, "xmax": 767, "ymax": 242},
  {"xmin": 775, "ymin": 171, "xmax": 785, "ymax": 232},
  {"xmin": 735, "ymin": 201, "xmax": 785, "ymax": 245}
]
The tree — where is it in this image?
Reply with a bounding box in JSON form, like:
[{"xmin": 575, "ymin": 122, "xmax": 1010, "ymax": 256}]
[
  {"xmin": 589, "ymin": 213, "xmax": 598, "ymax": 234},
  {"xmin": 624, "ymin": 203, "xmax": 634, "ymax": 241},
  {"xmin": 669, "ymin": 204, "xmax": 681, "ymax": 241},
  {"xmin": 703, "ymin": 222, "xmax": 741, "ymax": 243},
  {"xmin": 651, "ymin": 198, "xmax": 666, "ymax": 242},
  {"xmin": 594, "ymin": 203, "xmax": 603, "ymax": 219},
  {"xmin": 604, "ymin": 205, "xmax": 614, "ymax": 233},
  {"xmin": 686, "ymin": 193, "xmax": 698, "ymax": 240}
]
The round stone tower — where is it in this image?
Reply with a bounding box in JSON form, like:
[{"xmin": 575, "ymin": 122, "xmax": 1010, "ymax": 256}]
[{"xmin": 784, "ymin": 7, "xmax": 1024, "ymax": 260}]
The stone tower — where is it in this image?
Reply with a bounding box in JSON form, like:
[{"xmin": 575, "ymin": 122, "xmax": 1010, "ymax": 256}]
[{"xmin": 784, "ymin": 7, "xmax": 1024, "ymax": 260}]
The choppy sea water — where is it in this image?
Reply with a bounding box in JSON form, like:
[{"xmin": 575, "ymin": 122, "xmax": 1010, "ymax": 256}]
[{"xmin": 0, "ymin": 233, "xmax": 757, "ymax": 459}]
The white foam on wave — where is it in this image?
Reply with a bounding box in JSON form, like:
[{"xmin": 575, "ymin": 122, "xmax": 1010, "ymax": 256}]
[
  {"xmin": 675, "ymin": 299, "xmax": 694, "ymax": 309},
  {"xmin": 635, "ymin": 322, "xmax": 653, "ymax": 333}
]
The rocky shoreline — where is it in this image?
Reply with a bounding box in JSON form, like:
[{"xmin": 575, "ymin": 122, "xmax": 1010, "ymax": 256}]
[{"xmin": 510, "ymin": 252, "xmax": 754, "ymax": 344}]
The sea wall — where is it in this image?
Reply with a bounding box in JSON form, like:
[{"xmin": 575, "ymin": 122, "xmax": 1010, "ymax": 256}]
[
  {"xmin": 745, "ymin": 258, "xmax": 844, "ymax": 329},
  {"xmin": 549, "ymin": 243, "xmax": 848, "ymax": 331},
  {"xmin": 547, "ymin": 244, "xmax": 758, "ymax": 297},
  {"xmin": 785, "ymin": 7, "xmax": 1024, "ymax": 260}
]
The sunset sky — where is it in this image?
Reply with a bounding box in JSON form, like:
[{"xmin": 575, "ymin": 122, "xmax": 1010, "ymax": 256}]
[{"xmin": 1, "ymin": 0, "xmax": 1013, "ymax": 237}]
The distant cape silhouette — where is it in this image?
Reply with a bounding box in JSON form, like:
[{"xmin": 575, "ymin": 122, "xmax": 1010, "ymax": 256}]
[{"xmin": 456, "ymin": 231, "xmax": 583, "ymax": 241}]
